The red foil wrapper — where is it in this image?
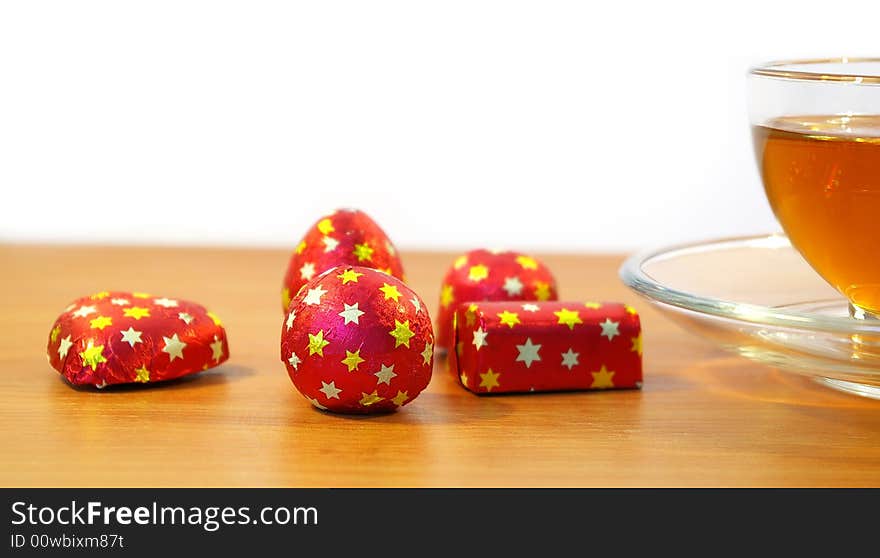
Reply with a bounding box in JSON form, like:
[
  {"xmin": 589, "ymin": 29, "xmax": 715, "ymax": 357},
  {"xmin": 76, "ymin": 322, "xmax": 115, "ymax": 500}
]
[
  {"xmin": 280, "ymin": 266, "xmax": 433, "ymax": 414},
  {"xmin": 436, "ymin": 249, "xmax": 558, "ymax": 355},
  {"xmin": 46, "ymin": 291, "xmax": 229, "ymax": 388},
  {"xmin": 281, "ymin": 209, "xmax": 405, "ymax": 311},
  {"xmin": 449, "ymin": 301, "xmax": 642, "ymax": 394}
]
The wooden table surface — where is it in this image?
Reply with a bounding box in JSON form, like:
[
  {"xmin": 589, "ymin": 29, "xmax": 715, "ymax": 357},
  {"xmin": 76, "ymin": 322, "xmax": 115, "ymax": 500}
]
[{"xmin": 2, "ymin": 244, "xmax": 879, "ymax": 487}]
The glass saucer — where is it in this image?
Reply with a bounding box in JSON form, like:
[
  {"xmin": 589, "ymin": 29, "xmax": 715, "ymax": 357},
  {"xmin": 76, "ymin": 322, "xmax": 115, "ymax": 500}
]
[{"xmin": 619, "ymin": 234, "xmax": 880, "ymax": 399}]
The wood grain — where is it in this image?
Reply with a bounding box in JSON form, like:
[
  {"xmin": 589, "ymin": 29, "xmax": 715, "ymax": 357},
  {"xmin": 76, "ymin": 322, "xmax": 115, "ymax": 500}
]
[{"xmin": 1, "ymin": 244, "xmax": 879, "ymax": 487}]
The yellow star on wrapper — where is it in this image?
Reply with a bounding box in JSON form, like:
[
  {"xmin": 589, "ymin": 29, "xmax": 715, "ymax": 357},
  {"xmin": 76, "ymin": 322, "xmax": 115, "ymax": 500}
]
[
  {"xmin": 90, "ymin": 291, "xmax": 110, "ymax": 300},
  {"xmin": 50, "ymin": 325, "xmax": 61, "ymax": 344},
  {"xmin": 337, "ymin": 269, "xmax": 363, "ymax": 284},
  {"xmin": 359, "ymin": 391, "xmax": 384, "ymax": 407},
  {"xmin": 533, "ymin": 281, "xmax": 552, "ymax": 301},
  {"xmin": 281, "ymin": 288, "xmax": 291, "ymax": 310},
  {"xmin": 389, "ymin": 320, "xmax": 415, "ymax": 348},
  {"xmin": 497, "ymin": 310, "xmax": 520, "ymax": 328},
  {"xmin": 479, "ymin": 368, "xmax": 501, "ymax": 392},
  {"xmin": 440, "ymin": 285, "xmax": 454, "ymax": 308},
  {"xmin": 134, "ymin": 365, "xmax": 150, "ymax": 383},
  {"xmin": 453, "ymin": 255, "xmax": 468, "ymax": 269},
  {"xmin": 296, "ymin": 240, "xmax": 307, "ymax": 255},
  {"xmin": 460, "ymin": 371, "xmax": 468, "ymax": 387},
  {"xmin": 317, "ymin": 218, "xmax": 335, "ymax": 235},
  {"xmin": 591, "ymin": 365, "xmax": 615, "ymax": 389},
  {"xmin": 132, "ymin": 292, "xmax": 151, "ymax": 299},
  {"xmin": 421, "ymin": 343, "xmax": 433, "ymax": 365},
  {"xmin": 123, "ymin": 307, "xmax": 151, "ymax": 320},
  {"xmin": 380, "ymin": 283, "xmax": 402, "ymax": 302},
  {"xmin": 468, "ymin": 264, "xmax": 489, "ymax": 282},
  {"xmin": 465, "ymin": 303, "xmax": 479, "ymax": 327},
  {"xmin": 631, "ymin": 333, "xmax": 643, "ymax": 356},
  {"xmin": 308, "ymin": 330, "xmax": 330, "ymax": 356},
  {"xmin": 210, "ymin": 336, "xmax": 224, "ymax": 362},
  {"xmin": 80, "ymin": 341, "xmax": 107, "ymax": 371},
  {"xmin": 341, "ymin": 349, "xmax": 365, "ymax": 372},
  {"xmin": 625, "ymin": 305, "xmax": 638, "ymax": 315},
  {"xmin": 353, "ymin": 243, "xmax": 374, "ymax": 262},
  {"xmin": 391, "ymin": 390, "xmax": 409, "ymax": 406},
  {"xmin": 89, "ymin": 316, "xmax": 113, "ymax": 330},
  {"xmin": 584, "ymin": 302, "xmax": 602, "ymax": 309},
  {"xmin": 207, "ymin": 311, "xmax": 223, "ymax": 326},
  {"xmin": 516, "ymin": 255, "xmax": 538, "ymax": 270},
  {"xmin": 553, "ymin": 308, "xmax": 583, "ymax": 330}
]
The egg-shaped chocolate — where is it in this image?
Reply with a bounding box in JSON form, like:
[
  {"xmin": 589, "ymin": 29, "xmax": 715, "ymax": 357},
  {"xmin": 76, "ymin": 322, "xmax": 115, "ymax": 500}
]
[
  {"xmin": 281, "ymin": 209, "xmax": 405, "ymax": 311},
  {"xmin": 280, "ymin": 266, "xmax": 433, "ymax": 414},
  {"xmin": 47, "ymin": 291, "xmax": 229, "ymax": 387},
  {"xmin": 435, "ymin": 249, "xmax": 558, "ymax": 355}
]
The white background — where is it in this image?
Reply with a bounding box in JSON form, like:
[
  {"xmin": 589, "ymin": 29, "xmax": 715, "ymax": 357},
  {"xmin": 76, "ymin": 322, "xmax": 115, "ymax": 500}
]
[{"xmin": 1, "ymin": 1, "xmax": 878, "ymax": 252}]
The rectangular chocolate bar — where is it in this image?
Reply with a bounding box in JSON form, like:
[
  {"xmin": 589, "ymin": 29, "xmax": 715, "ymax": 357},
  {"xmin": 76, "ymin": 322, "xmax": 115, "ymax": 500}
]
[{"xmin": 449, "ymin": 301, "xmax": 642, "ymax": 394}]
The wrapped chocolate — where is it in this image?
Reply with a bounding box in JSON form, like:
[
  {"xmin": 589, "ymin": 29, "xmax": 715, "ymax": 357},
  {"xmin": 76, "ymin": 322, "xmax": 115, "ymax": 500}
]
[
  {"xmin": 280, "ymin": 266, "xmax": 433, "ymax": 414},
  {"xmin": 47, "ymin": 291, "xmax": 229, "ymax": 387},
  {"xmin": 281, "ymin": 209, "xmax": 405, "ymax": 311},
  {"xmin": 436, "ymin": 249, "xmax": 558, "ymax": 355},
  {"xmin": 449, "ymin": 301, "xmax": 642, "ymax": 394}
]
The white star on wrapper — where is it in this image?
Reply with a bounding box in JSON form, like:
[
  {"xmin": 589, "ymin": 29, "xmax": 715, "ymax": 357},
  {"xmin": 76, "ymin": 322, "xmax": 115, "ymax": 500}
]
[
  {"xmin": 154, "ymin": 298, "xmax": 179, "ymax": 308},
  {"xmin": 515, "ymin": 338, "xmax": 542, "ymax": 368},
  {"xmin": 57, "ymin": 335, "xmax": 73, "ymax": 359},
  {"xmin": 561, "ymin": 348, "xmax": 580, "ymax": 370},
  {"xmin": 308, "ymin": 397, "xmax": 328, "ymax": 410},
  {"xmin": 162, "ymin": 333, "xmax": 187, "ymax": 361},
  {"xmin": 288, "ymin": 351, "xmax": 302, "ymax": 370},
  {"xmin": 178, "ymin": 312, "xmax": 194, "ymax": 325},
  {"xmin": 285, "ymin": 309, "xmax": 297, "ymax": 331},
  {"xmin": 303, "ymin": 285, "xmax": 327, "ymax": 306},
  {"xmin": 210, "ymin": 336, "xmax": 224, "ymax": 362},
  {"xmin": 322, "ymin": 236, "xmax": 339, "ymax": 253},
  {"xmin": 319, "ymin": 380, "xmax": 342, "ymax": 400},
  {"xmin": 599, "ymin": 319, "xmax": 620, "ymax": 341},
  {"xmin": 111, "ymin": 298, "xmax": 130, "ymax": 306},
  {"xmin": 72, "ymin": 305, "xmax": 97, "ymax": 318},
  {"xmin": 385, "ymin": 240, "xmax": 396, "ymax": 256},
  {"xmin": 502, "ymin": 277, "xmax": 524, "ymax": 297},
  {"xmin": 472, "ymin": 327, "xmax": 488, "ymax": 350},
  {"xmin": 120, "ymin": 327, "xmax": 143, "ymax": 348},
  {"xmin": 410, "ymin": 296, "xmax": 422, "ymax": 313},
  {"xmin": 300, "ymin": 262, "xmax": 316, "ymax": 281},
  {"xmin": 522, "ymin": 303, "xmax": 540, "ymax": 312},
  {"xmin": 338, "ymin": 303, "xmax": 365, "ymax": 325},
  {"xmin": 374, "ymin": 364, "xmax": 397, "ymax": 385}
]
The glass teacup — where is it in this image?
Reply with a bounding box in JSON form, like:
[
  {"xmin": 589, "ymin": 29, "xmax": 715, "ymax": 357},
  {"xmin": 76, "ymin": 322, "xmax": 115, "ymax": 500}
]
[{"xmin": 749, "ymin": 58, "xmax": 880, "ymax": 318}]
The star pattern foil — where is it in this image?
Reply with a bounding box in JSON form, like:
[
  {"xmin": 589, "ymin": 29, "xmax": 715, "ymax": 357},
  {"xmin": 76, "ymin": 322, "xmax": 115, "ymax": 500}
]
[
  {"xmin": 281, "ymin": 209, "xmax": 405, "ymax": 311},
  {"xmin": 435, "ymin": 249, "xmax": 558, "ymax": 356},
  {"xmin": 46, "ymin": 291, "xmax": 229, "ymax": 387},
  {"xmin": 449, "ymin": 301, "xmax": 642, "ymax": 394},
  {"xmin": 280, "ymin": 266, "xmax": 434, "ymax": 414}
]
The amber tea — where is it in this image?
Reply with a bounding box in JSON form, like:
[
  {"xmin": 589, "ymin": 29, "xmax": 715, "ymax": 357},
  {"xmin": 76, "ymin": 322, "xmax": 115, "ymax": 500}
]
[{"xmin": 754, "ymin": 115, "xmax": 880, "ymax": 313}]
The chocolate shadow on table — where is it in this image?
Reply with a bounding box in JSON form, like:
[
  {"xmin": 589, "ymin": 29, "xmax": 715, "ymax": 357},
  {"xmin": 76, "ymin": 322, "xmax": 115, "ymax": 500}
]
[
  {"xmin": 58, "ymin": 364, "xmax": 256, "ymax": 393},
  {"xmin": 310, "ymin": 391, "xmax": 516, "ymax": 424}
]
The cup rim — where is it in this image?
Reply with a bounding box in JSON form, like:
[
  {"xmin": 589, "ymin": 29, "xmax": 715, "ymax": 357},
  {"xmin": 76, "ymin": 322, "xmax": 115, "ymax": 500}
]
[{"xmin": 749, "ymin": 57, "xmax": 880, "ymax": 84}]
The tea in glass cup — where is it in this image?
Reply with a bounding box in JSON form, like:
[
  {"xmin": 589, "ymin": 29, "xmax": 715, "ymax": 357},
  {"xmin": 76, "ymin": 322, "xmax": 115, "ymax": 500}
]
[{"xmin": 749, "ymin": 59, "xmax": 880, "ymax": 315}]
